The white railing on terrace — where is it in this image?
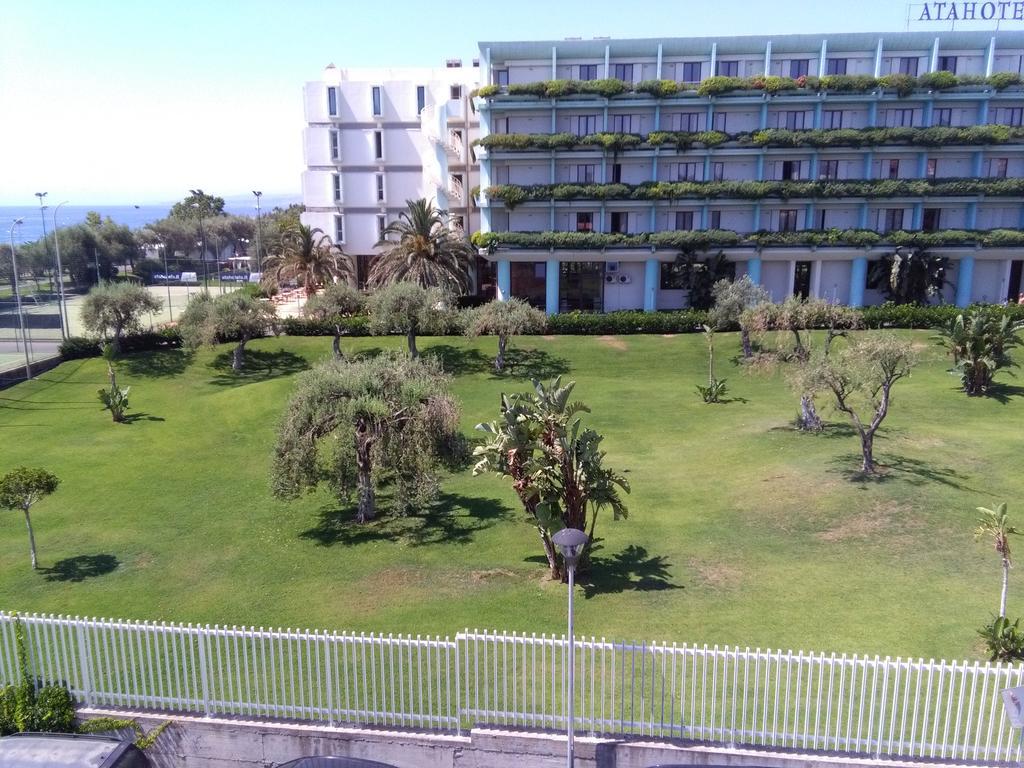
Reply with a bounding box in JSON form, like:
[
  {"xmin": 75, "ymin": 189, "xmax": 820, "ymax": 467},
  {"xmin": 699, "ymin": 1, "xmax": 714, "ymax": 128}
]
[{"xmin": 2, "ymin": 613, "xmax": 1022, "ymax": 765}]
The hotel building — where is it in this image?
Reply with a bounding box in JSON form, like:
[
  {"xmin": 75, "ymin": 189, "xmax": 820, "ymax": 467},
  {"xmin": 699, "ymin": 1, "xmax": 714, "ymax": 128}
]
[{"xmin": 304, "ymin": 31, "xmax": 1024, "ymax": 311}]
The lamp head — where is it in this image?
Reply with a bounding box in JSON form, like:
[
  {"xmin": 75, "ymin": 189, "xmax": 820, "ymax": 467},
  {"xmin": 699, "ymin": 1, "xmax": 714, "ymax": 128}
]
[
  {"xmin": 252, "ymin": 190, "xmax": 262, "ymax": 197},
  {"xmin": 551, "ymin": 528, "xmax": 589, "ymax": 570},
  {"xmin": 35, "ymin": 192, "xmax": 47, "ymax": 200}
]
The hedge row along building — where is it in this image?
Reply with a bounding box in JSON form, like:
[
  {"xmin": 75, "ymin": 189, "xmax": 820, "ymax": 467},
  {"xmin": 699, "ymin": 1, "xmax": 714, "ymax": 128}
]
[{"xmin": 302, "ymin": 31, "xmax": 1024, "ymax": 311}]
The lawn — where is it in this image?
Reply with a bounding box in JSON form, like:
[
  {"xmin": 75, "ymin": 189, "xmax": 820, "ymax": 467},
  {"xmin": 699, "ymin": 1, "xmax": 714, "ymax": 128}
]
[{"xmin": 0, "ymin": 331, "xmax": 1021, "ymax": 661}]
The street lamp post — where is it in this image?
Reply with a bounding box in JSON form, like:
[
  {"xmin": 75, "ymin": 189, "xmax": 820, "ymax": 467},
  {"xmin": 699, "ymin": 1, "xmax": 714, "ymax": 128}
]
[
  {"xmin": 156, "ymin": 242, "xmax": 173, "ymax": 321},
  {"xmin": 551, "ymin": 527, "xmax": 589, "ymax": 768},
  {"xmin": 34, "ymin": 192, "xmax": 54, "ymax": 294},
  {"xmin": 253, "ymin": 190, "xmax": 263, "ymax": 273},
  {"xmin": 7, "ymin": 219, "xmax": 33, "ymax": 381},
  {"xmin": 51, "ymin": 200, "xmax": 70, "ymax": 339},
  {"xmin": 190, "ymin": 190, "xmax": 209, "ymax": 290}
]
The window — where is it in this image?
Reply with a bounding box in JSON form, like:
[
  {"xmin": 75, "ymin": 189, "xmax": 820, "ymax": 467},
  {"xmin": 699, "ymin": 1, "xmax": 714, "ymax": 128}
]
[
  {"xmin": 937, "ymin": 55, "xmax": 958, "ymax": 74},
  {"xmin": 819, "ymin": 159, "xmax": 840, "ymax": 180},
  {"xmin": 712, "ymin": 162, "xmax": 725, "ymax": 181},
  {"xmin": 884, "ymin": 108, "xmax": 916, "ymax": 127},
  {"xmin": 780, "ymin": 110, "xmax": 809, "ymax": 130},
  {"xmin": 712, "ymin": 111, "xmax": 728, "ymax": 131},
  {"xmin": 822, "ymin": 110, "xmax": 844, "ymax": 129},
  {"xmin": 882, "ymin": 208, "xmax": 905, "ymax": 232},
  {"xmin": 682, "ymin": 62, "xmax": 702, "ymax": 83},
  {"xmin": 377, "ymin": 214, "xmax": 387, "ymax": 241},
  {"xmin": 922, "ymin": 208, "xmax": 941, "ymax": 231},
  {"xmin": 329, "ymin": 129, "xmax": 340, "ymax": 161},
  {"xmin": 897, "ymin": 57, "xmax": 920, "ymax": 76},
  {"xmin": 789, "ymin": 59, "xmax": 809, "ymax": 78},
  {"xmin": 327, "ymin": 86, "xmax": 338, "ymax": 117},
  {"xmin": 416, "ymin": 86, "xmax": 426, "ymax": 114},
  {"xmin": 670, "ymin": 112, "xmax": 702, "ymax": 132},
  {"xmin": 675, "ymin": 211, "xmax": 695, "ymax": 230},
  {"xmin": 375, "ymin": 173, "xmax": 385, "ymax": 202},
  {"xmin": 610, "ymin": 114, "xmax": 636, "ymax": 133},
  {"xmin": 825, "ymin": 58, "xmax": 848, "ymax": 76},
  {"xmin": 574, "ymin": 164, "xmax": 596, "ymax": 183},
  {"xmin": 371, "ymin": 86, "xmax": 382, "ymax": 117},
  {"xmin": 576, "ymin": 212, "xmax": 593, "ymax": 232},
  {"xmin": 495, "ymin": 69, "xmax": 509, "ymax": 86},
  {"xmin": 612, "ymin": 63, "xmax": 634, "ymax": 82},
  {"xmin": 373, "ymin": 130, "xmax": 383, "ymax": 160},
  {"xmin": 609, "ymin": 211, "xmax": 629, "ymax": 233},
  {"xmin": 493, "ymin": 117, "xmax": 510, "ymax": 134},
  {"xmin": 610, "ymin": 163, "xmax": 622, "ymax": 183},
  {"xmin": 781, "ymin": 160, "xmax": 802, "ymax": 180},
  {"xmin": 887, "ymin": 158, "xmax": 901, "ymax": 179},
  {"xmin": 660, "ymin": 262, "xmax": 688, "ymax": 290},
  {"xmin": 450, "ymin": 85, "xmax": 462, "ymax": 100},
  {"xmin": 334, "ymin": 214, "xmax": 344, "ymax": 244},
  {"xmin": 716, "ymin": 60, "xmax": 739, "ymax": 77},
  {"xmin": 709, "ymin": 210, "xmax": 722, "ymax": 229},
  {"xmin": 778, "ymin": 209, "xmax": 799, "ymax": 231},
  {"xmin": 816, "ymin": 208, "xmax": 828, "ymax": 229},
  {"xmin": 933, "ymin": 108, "xmax": 952, "ymax": 127},
  {"xmin": 996, "ymin": 107, "xmax": 1024, "ymax": 126},
  {"xmin": 331, "ymin": 173, "xmax": 342, "ymax": 202},
  {"xmin": 926, "ymin": 158, "xmax": 937, "ymax": 179},
  {"xmin": 571, "ymin": 115, "xmax": 597, "ymax": 136},
  {"xmin": 988, "ymin": 157, "xmax": 1009, "ymax": 178},
  {"xmin": 579, "ymin": 64, "xmax": 598, "ymax": 81},
  {"xmin": 673, "ymin": 162, "xmax": 700, "ymax": 181}
]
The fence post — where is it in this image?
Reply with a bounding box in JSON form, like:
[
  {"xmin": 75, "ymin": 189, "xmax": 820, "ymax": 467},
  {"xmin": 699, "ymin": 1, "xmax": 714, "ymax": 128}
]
[
  {"xmin": 197, "ymin": 625, "xmax": 211, "ymax": 716},
  {"xmin": 75, "ymin": 620, "xmax": 93, "ymax": 708},
  {"xmin": 324, "ymin": 632, "xmax": 335, "ymax": 727},
  {"xmin": 454, "ymin": 632, "xmax": 462, "ymax": 737}
]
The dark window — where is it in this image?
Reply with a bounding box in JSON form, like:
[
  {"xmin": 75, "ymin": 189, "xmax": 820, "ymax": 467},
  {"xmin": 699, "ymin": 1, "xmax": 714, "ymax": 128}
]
[
  {"xmin": 825, "ymin": 57, "xmax": 848, "ymax": 76},
  {"xmin": 937, "ymin": 55, "xmax": 958, "ymax": 74},
  {"xmin": 682, "ymin": 62, "xmax": 702, "ymax": 82},
  {"xmin": 926, "ymin": 158, "xmax": 937, "ymax": 179},
  {"xmin": 572, "ymin": 115, "xmax": 597, "ymax": 136},
  {"xmin": 885, "ymin": 108, "xmax": 916, "ymax": 127},
  {"xmin": 495, "ymin": 69, "xmax": 509, "ymax": 86},
  {"xmin": 332, "ymin": 174, "xmax": 342, "ymax": 202},
  {"xmin": 712, "ymin": 111, "xmax": 728, "ymax": 131},
  {"xmin": 377, "ymin": 214, "xmax": 387, "ymax": 240},
  {"xmin": 327, "ymin": 86, "xmax": 338, "ymax": 116},
  {"xmin": 922, "ymin": 208, "xmax": 941, "ymax": 231},
  {"xmin": 610, "ymin": 163, "xmax": 622, "ymax": 183},
  {"xmin": 933, "ymin": 108, "xmax": 952, "ymax": 127},
  {"xmin": 708, "ymin": 210, "xmax": 722, "ymax": 229},
  {"xmin": 779, "ymin": 209, "xmax": 799, "ymax": 231},
  {"xmin": 716, "ymin": 60, "xmax": 739, "ymax": 77},
  {"xmin": 789, "ymin": 59, "xmax": 810, "ymax": 78},
  {"xmin": 576, "ymin": 212, "xmax": 593, "ymax": 232},
  {"xmin": 897, "ymin": 57, "xmax": 919, "ymax": 76},
  {"xmin": 1008, "ymin": 259, "xmax": 1024, "ymax": 303},
  {"xmin": 374, "ymin": 130, "xmax": 383, "ymax": 160},
  {"xmin": 819, "ymin": 159, "xmax": 840, "ymax": 180},
  {"xmin": 334, "ymin": 214, "xmax": 344, "ymax": 243},
  {"xmin": 511, "ymin": 262, "xmax": 547, "ymax": 309},
  {"xmin": 823, "ymin": 110, "xmax": 844, "ymax": 129},
  {"xmin": 793, "ymin": 261, "xmax": 812, "ymax": 299},
  {"xmin": 782, "ymin": 111, "xmax": 808, "ymax": 130},
  {"xmin": 712, "ymin": 162, "xmax": 724, "ymax": 181},
  {"xmin": 612, "ymin": 63, "xmax": 634, "ymax": 82},
  {"xmin": 609, "ymin": 211, "xmax": 628, "ymax": 233},
  {"xmin": 781, "ymin": 160, "xmax": 801, "ymax": 180},
  {"xmin": 660, "ymin": 262, "xmax": 688, "ymax": 289},
  {"xmin": 372, "ymin": 86, "xmax": 382, "ymax": 116},
  {"xmin": 675, "ymin": 211, "xmax": 695, "ymax": 230},
  {"xmin": 671, "ymin": 112, "xmax": 701, "ymax": 132},
  {"xmin": 990, "ymin": 157, "xmax": 1009, "ymax": 178},
  {"xmin": 450, "ymin": 85, "xmax": 462, "ymax": 100},
  {"xmin": 579, "ymin": 64, "xmax": 598, "ymax": 81},
  {"xmin": 883, "ymin": 208, "xmax": 905, "ymax": 232},
  {"xmin": 887, "ymin": 158, "xmax": 900, "ymax": 179},
  {"xmin": 559, "ymin": 261, "xmax": 604, "ymax": 312},
  {"xmin": 575, "ymin": 164, "xmax": 596, "ymax": 183},
  {"xmin": 610, "ymin": 114, "xmax": 635, "ymax": 133},
  {"xmin": 375, "ymin": 174, "xmax": 385, "ymax": 202},
  {"xmin": 417, "ymin": 85, "xmax": 426, "ymax": 113},
  {"xmin": 329, "ymin": 130, "xmax": 340, "ymax": 160},
  {"xmin": 1000, "ymin": 107, "xmax": 1024, "ymax": 126},
  {"xmin": 674, "ymin": 162, "xmax": 700, "ymax": 181},
  {"xmin": 493, "ymin": 117, "xmax": 509, "ymax": 134},
  {"xmin": 817, "ymin": 208, "xmax": 828, "ymax": 229},
  {"xmin": 475, "ymin": 256, "xmax": 497, "ymax": 300}
]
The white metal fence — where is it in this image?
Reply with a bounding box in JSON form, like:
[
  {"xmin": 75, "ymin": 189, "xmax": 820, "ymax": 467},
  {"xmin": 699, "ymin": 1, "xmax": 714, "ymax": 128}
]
[{"xmin": 2, "ymin": 613, "xmax": 1022, "ymax": 765}]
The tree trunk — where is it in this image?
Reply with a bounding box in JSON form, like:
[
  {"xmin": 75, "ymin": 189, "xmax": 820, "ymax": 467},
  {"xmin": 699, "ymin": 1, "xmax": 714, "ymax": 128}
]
[
  {"xmin": 332, "ymin": 327, "xmax": 343, "ymax": 360},
  {"xmin": 495, "ymin": 334, "xmax": 507, "ymax": 372},
  {"xmin": 860, "ymin": 429, "xmax": 876, "ymax": 473},
  {"xmin": 539, "ymin": 528, "xmax": 561, "ymax": 580},
  {"xmin": 355, "ymin": 427, "xmax": 376, "ymax": 523},
  {"xmin": 407, "ymin": 329, "xmax": 418, "ymax": 360},
  {"xmin": 232, "ymin": 339, "xmax": 248, "ymax": 372},
  {"xmin": 107, "ymin": 362, "xmax": 124, "ymax": 423},
  {"xmin": 740, "ymin": 327, "xmax": 753, "ymax": 359},
  {"xmin": 24, "ymin": 509, "xmax": 37, "ymax": 570},
  {"xmin": 1001, "ymin": 556, "xmax": 1010, "ymax": 617},
  {"xmin": 798, "ymin": 394, "xmax": 823, "ymax": 431}
]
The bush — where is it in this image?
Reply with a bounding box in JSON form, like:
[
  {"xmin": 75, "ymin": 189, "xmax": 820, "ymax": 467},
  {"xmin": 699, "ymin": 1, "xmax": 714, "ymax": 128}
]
[
  {"xmin": 546, "ymin": 310, "xmax": 709, "ymax": 335},
  {"xmin": 474, "ymin": 84, "xmax": 500, "ymax": 98},
  {"xmin": 879, "ymin": 73, "xmax": 917, "ymax": 97},
  {"xmin": 33, "ymin": 685, "xmax": 75, "ymax": 733},
  {"xmin": 60, "ymin": 336, "xmax": 102, "ymax": 360},
  {"xmin": 979, "ymin": 616, "xmax": 1024, "ymax": 661},
  {"xmin": 697, "ymin": 76, "xmax": 749, "ymax": 96},
  {"xmin": 281, "ymin": 315, "xmax": 371, "ymax": 337},
  {"xmin": 918, "ymin": 70, "xmax": 959, "ymax": 90},
  {"xmin": 0, "ymin": 685, "xmax": 16, "ymax": 736},
  {"xmin": 635, "ymin": 79, "xmax": 681, "ymax": 97},
  {"xmin": 988, "ymin": 72, "xmax": 1022, "ymax": 90},
  {"xmin": 817, "ymin": 74, "xmax": 878, "ymax": 93}
]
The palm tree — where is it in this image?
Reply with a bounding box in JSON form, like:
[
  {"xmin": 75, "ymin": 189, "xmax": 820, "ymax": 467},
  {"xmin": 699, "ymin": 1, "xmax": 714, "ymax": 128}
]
[
  {"xmin": 976, "ymin": 503, "xmax": 1020, "ymax": 617},
  {"xmin": 368, "ymin": 198, "xmax": 474, "ymax": 292},
  {"xmin": 262, "ymin": 225, "xmax": 352, "ymax": 293}
]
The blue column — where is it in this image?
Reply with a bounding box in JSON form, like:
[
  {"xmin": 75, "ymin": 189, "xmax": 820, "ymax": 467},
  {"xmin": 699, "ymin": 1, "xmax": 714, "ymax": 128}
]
[
  {"xmin": 497, "ymin": 259, "xmax": 511, "ymax": 301},
  {"xmin": 545, "ymin": 259, "xmax": 559, "ymax": 315},
  {"xmin": 912, "ymin": 203, "xmax": 923, "ymax": 230},
  {"xmin": 747, "ymin": 257, "xmax": 762, "ymax": 285},
  {"xmin": 972, "ymin": 150, "xmax": 984, "ymax": 178},
  {"xmin": 858, "ymin": 203, "xmax": 870, "ymax": 229},
  {"xmin": 643, "ymin": 258, "xmax": 659, "ymax": 312},
  {"xmin": 759, "ymin": 102, "xmax": 768, "ymax": 130},
  {"xmin": 849, "ymin": 257, "xmax": 868, "ymax": 307},
  {"xmin": 756, "ymin": 154, "xmax": 765, "ymax": 181},
  {"xmin": 955, "ymin": 256, "xmax": 975, "ymax": 308},
  {"xmin": 978, "ymin": 99, "xmax": 990, "ymax": 125},
  {"xmin": 967, "ymin": 202, "xmax": 978, "ymax": 230}
]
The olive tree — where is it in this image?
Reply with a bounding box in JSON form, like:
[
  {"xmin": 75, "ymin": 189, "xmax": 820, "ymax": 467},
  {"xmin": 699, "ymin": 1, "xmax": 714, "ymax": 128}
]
[
  {"xmin": 80, "ymin": 283, "xmax": 163, "ymax": 353},
  {"xmin": 0, "ymin": 467, "xmax": 60, "ymax": 570},
  {"xmin": 178, "ymin": 292, "xmax": 278, "ymax": 371},
  {"xmin": 708, "ymin": 276, "xmax": 770, "ymax": 359},
  {"xmin": 367, "ymin": 282, "xmax": 452, "ymax": 359},
  {"xmin": 271, "ymin": 352, "xmax": 462, "ymax": 523},
  {"xmin": 303, "ymin": 282, "xmax": 366, "ymax": 359},
  {"xmin": 464, "ymin": 298, "xmax": 547, "ymax": 372},
  {"xmin": 797, "ymin": 334, "xmax": 916, "ymax": 473}
]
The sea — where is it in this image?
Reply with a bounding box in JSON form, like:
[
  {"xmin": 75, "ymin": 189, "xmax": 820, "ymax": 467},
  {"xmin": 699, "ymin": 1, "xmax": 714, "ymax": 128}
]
[{"xmin": 1, "ymin": 194, "xmax": 301, "ymax": 245}]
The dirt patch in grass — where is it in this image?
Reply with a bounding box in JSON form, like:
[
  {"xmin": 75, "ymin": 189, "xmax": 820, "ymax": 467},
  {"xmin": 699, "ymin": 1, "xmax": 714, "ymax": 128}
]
[
  {"xmin": 817, "ymin": 500, "xmax": 922, "ymax": 543},
  {"xmin": 597, "ymin": 335, "xmax": 628, "ymax": 351},
  {"xmin": 688, "ymin": 558, "xmax": 742, "ymax": 589},
  {"xmin": 542, "ymin": 335, "xmax": 556, "ymax": 341},
  {"xmin": 471, "ymin": 568, "xmax": 517, "ymax": 582},
  {"xmin": 661, "ymin": 334, "xmax": 677, "ymax": 338}
]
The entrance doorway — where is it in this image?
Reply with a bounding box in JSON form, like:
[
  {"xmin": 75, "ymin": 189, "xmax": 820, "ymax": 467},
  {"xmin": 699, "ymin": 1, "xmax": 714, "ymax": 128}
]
[
  {"xmin": 793, "ymin": 261, "xmax": 812, "ymax": 299},
  {"xmin": 1009, "ymin": 260, "xmax": 1023, "ymax": 303}
]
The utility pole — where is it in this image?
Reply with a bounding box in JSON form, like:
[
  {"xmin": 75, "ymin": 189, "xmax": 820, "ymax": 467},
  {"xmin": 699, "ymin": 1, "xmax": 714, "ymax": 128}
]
[
  {"xmin": 8, "ymin": 219, "xmax": 33, "ymax": 381},
  {"xmin": 253, "ymin": 190, "xmax": 263, "ymax": 273},
  {"xmin": 52, "ymin": 201, "xmax": 70, "ymax": 339}
]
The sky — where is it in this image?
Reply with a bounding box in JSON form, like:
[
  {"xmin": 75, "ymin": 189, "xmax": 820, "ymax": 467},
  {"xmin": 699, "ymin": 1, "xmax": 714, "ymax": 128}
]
[{"xmin": 0, "ymin": 0, "xmax": 1008, "ymax": 205}]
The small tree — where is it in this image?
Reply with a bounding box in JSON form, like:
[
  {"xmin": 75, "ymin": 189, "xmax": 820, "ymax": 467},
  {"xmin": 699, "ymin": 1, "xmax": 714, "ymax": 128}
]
[
  {"xmin": 368, "ymin": 282, "xmax": 452, "ymax": 359},
  {"xmin": 0, "ymin": 467, "xmax": 60, "ymax": 570},
  {"xmin": 709, "ymin": 276, "xmax": 770, "ymax": 359},
  {"xmin": 464, "ymin": 298, "xmax": 547, "ymax": 372},
  {"xmin": 271, "ymin": 352, "xmax": 462, "ymax": 523},
  {"xmin": 303, "ymin": 282, "xmax": 366, "ymax": 359},
  {"xmin": 976, "ymin": 503, "xmax": 1020, "ymax": 617},
  {"xmin": 696, "ymin": 324, "xmax": 727, "ymax": 403},
  {"xmin": 80, "ymin": 283, "xmax": 163, "ymax": 353},
  {"xmin": 934, "ymin": 312, "xmax": 1022, "ymax": 396},
  {"xmin": 799, "ymin": 334, "xmax": 916, "ymax": 473},
  {"xmin": 179, "ymin": 292, "xmax": 279, "ymax": 371},
  {"xmin": 97, "ymin": 344, "xmax": 130, "ymax": 423}
]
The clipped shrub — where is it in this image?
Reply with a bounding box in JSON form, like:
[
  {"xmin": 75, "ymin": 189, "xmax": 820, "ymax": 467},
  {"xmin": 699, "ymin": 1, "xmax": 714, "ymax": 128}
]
[
  {"xmin": 918, "ymin": 70, "xmax": 959, "ymax": 90},
  {"xmin": 697, "ymin": 76, "xmax": 749, "ymax": 96},
  {"xmin": 578, "ymin": 132, "xmax": 644, "ymax": 151},
  {"xmin": 818, "ymin": 74, "xmax": 879, "ymax": 92},
  {"xmin": 474, "ymin": 84, "xmax": 501, "ymax": 98},
  {"xmin": 636, "ymin": 79, "xmax": 682, "ymax": 97},
  {"xmin": 579, "ymin": 78, "xmax": 630, "ymax": 97},
  {"xmin": 547, "ymin": 309, "xmax": 709, "ymax": 335},
  {"xmin": 281, "ymin": 315, "xmax": 371, "ymax": 337},
  {"xmin": 879, "ymin": 73, "xmax": 917, "ymax": 97},
  {"xmin": 988, "ymin": 72, "xmax": 1022, "ymax": 90},
  {"xmin": 59, "ymin": 336, "xmax": 102, "ymax": 360}
]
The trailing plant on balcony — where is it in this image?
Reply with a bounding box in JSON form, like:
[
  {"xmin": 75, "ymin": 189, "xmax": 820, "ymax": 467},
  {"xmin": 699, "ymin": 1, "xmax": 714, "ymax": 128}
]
[
  {"xmin": 578, "ymin": 132, "xmax": 644, "ymax": 152},
  {"xmin": 989, "ymin": 72, "xmax": 1023, "ymax": 90},
  {"xmin": 918, "ymin": 70, "xmax": 960, "ymax": 90},
  {"xmin": 473, "ymin": 84, "xmax": 501, "ymax": 98},
  {"xmin": 635, "ymin": 79, "xmax": 685, "ymax": 97},
  {"xmin": 878, "ymin": 73, "xmax": 918, "ymax": 97}
]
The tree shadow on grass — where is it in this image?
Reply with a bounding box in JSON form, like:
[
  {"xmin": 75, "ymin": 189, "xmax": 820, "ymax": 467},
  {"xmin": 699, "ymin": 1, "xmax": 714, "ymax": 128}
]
[
  {"xmin": 209, "ymin": 349, "xmax": 308, "ymax": 386},
  {"xmin": 39, "ymin": 554, "xmax": 120, "ymax": 582},
  {"xmin": 983, "ymin": 383, "xmax": 1024, "ymax": 404},
  {"xmin": 769, "ymin": 421, "xmax": 857, "ymax": 438},
  {"xmin": 497, "ymin": 347, "xmax": 570, "ymax": 380},
  {"xmin": 579, "ymin": 544, "xmax": 681, "ymax": 599},
  {"xmin": 423, "ymin": 344, "xmax": 491, "ymax": 375},
  {"xmin": 118, "ymin": 349, "xmax": 193, "ymax": 378},
  {"xmin": 300, "ymin": 492, "xmax": 512, "ymax": 549},
  {"xmin": 828, "ymin": 452, "xmax": 978, "ymax": 491},
  {"xmin": 120, "ymin": 412, "xmax": 166, "ymax": 424}
]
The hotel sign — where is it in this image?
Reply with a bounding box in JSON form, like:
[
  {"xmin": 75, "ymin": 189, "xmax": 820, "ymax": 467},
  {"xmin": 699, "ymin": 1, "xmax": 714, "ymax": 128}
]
[{"xmin": 917, "ymin": 1, "xmax": 1024, "ymax": 20}]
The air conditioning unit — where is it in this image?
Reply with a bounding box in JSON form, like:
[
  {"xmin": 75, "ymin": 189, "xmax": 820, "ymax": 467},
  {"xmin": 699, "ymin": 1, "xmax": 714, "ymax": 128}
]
[
  {"xmin": 617, "ymin": 273, "xmax": 632, "ymax": 285},
  {"xmin": 604, "ymin": 273, "xmax": 617, "ymax": 284},
  {"xmin": 605, "ymin": 261, "xmax": 620, "ymax": 274}
]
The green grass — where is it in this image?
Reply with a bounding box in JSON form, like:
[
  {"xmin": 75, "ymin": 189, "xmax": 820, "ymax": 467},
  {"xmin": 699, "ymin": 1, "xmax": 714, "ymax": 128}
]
[{"xmin": 0, "ymin": 332, "xmax": 1020, "ymax": 660}]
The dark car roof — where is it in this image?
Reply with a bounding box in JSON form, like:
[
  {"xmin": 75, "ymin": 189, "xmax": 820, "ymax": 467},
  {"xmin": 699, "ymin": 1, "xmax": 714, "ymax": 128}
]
[{"xmin": 0, "ymin": 733, "xmax": 133, "ymax": 768}]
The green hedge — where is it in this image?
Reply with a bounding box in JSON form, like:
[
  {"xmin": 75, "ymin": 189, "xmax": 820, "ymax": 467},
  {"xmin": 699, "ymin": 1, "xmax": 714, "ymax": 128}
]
[
  {"xmin": 281, "ymin": 315, "xmax": 372, "ymax": 337},
  {"xmin": 861, "ymin": 302, "xmax": 1024, "ymax": 328},
  {"xmin": 546, "ymin": 310, "xmax": 709, "ymax": 334},
  {"xmin": 59, "ymin": 328, "xmax": 183, "ymax": 360}
]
